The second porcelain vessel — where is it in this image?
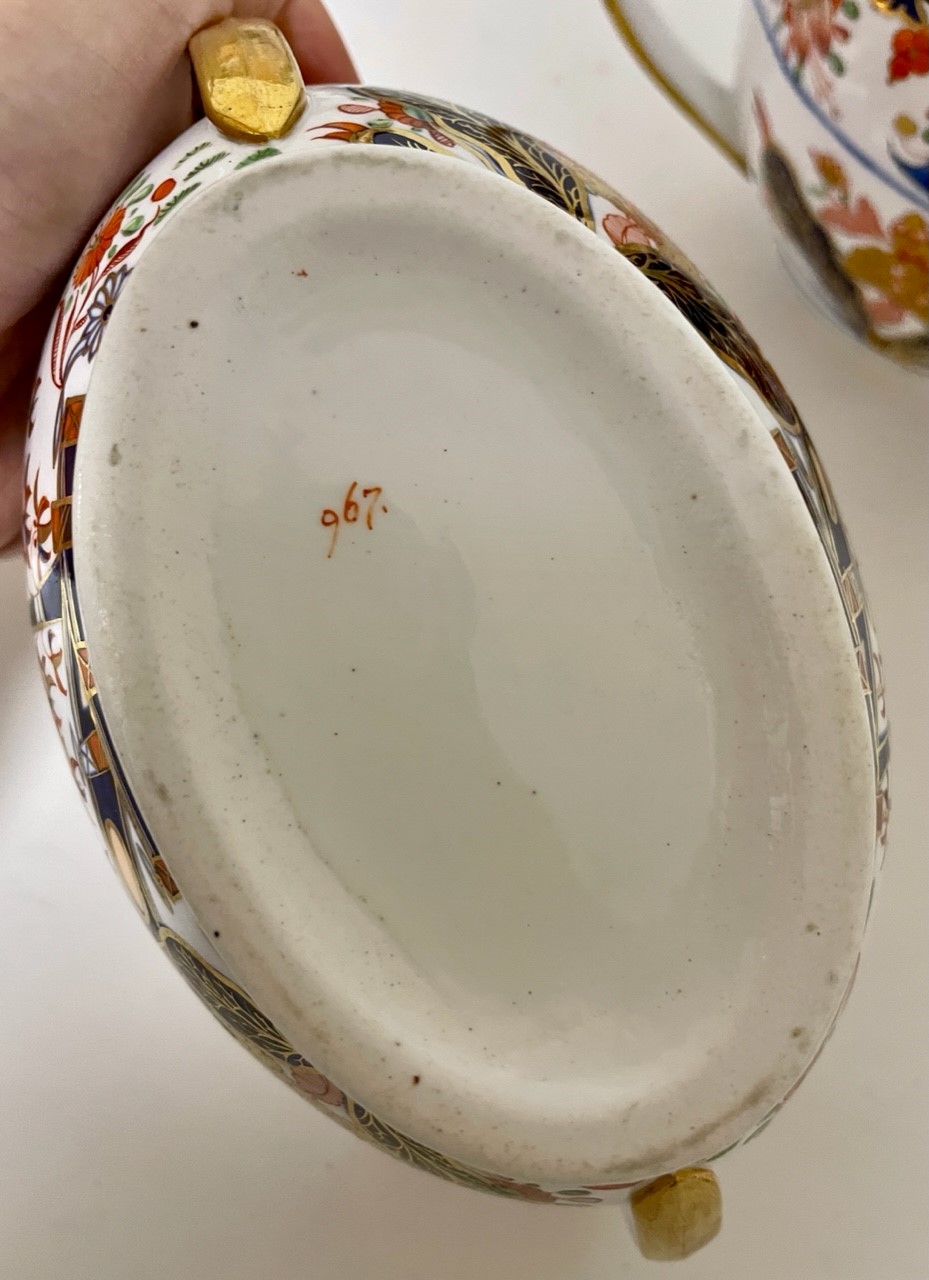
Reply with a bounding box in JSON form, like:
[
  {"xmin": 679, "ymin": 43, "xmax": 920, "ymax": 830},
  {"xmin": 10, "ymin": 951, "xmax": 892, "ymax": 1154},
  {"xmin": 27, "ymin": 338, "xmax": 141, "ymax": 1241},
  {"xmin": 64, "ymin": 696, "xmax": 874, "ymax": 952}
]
[{"xmin": 607, "ymin": 0, "xmax": 929, "ymax": 367}]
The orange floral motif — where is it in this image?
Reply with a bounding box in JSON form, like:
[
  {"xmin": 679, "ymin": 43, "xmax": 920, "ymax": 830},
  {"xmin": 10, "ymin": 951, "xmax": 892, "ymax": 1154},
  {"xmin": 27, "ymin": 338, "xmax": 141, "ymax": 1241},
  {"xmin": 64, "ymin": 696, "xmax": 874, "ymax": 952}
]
[
  {"xmin": 602, "ymin": 211, "xmax": 658, "ymax": 248},
  {"xmin": 781, "ymin": 0, "xmax": 849, "ymax": 61},
  {"xmin": 818, "ymin": 194, "xmax": 883, "ymax": 236},
  {"xmin": 73, "ymin": 207, "xmax": 125, "ymax": 285},
  {"xmin": 151, "ymin": 178, "xmax": 177, "ymax": 203},
  {"xmin": 812, "ymin": 150, "xmax": 848, "ymax": 194},
  {"xmin": 39, "ymin": 629, "xmax": 67, "ymax": 697},
  {"xmin": 313, "ymin": 98, "xmax": 456, "ymax": 146},
  {"xmin": 23, "ymin": 469, "xmax": 53, "ymax": 562},
  {"xmin": 347, "ymin": 97, "xmax": 453, "ymax": 144},
  {"xmin": 311, "ymin": 118, "xmax": 371, "ymax": 143},
  {"xmin": 67, "ymin": 754, "xmax": 87, "ymax": 800},
  {"xmin": 845, "ymin": 210, "xmax": 929, "ymax": 321},
  {"xmin": 808, "ymin": 148, "xmax": 929, "ymax": 325},
  {"xmin": 777, "ymin": 0, "xmax": 859, "ymax": 113},
  {"xmin": 889, "ymin": 25, "xmax": 929, "ymax": 80},
  {"xmin": 289, "ymin": 1061, "xmax": 346, "ymax": 1106}
]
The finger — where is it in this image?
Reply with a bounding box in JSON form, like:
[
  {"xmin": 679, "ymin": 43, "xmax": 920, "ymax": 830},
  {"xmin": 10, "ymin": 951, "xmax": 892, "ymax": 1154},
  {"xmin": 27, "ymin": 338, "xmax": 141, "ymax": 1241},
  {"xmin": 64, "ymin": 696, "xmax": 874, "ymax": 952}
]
[
  {"xmin": 272, "ymin": 0, "xmax": 359, "ymax": 83},
  {"xmin": 0, "ymin": 364, "xmax": 31, "ymax": 554},
  {"xmin": 0, "ymin": 295, "xmax": 58, "ymax": 554},
  {"xmin": 1, "ymin": 2, "xmax": 359, "ymax": 552}
]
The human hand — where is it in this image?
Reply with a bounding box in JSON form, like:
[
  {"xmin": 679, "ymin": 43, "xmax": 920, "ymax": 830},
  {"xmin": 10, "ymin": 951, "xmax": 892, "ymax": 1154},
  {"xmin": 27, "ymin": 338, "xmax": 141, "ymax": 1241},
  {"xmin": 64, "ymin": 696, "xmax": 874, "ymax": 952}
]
[{"xmin": 0, "ymin": 0, "xmax": 356, "ymax": 551}]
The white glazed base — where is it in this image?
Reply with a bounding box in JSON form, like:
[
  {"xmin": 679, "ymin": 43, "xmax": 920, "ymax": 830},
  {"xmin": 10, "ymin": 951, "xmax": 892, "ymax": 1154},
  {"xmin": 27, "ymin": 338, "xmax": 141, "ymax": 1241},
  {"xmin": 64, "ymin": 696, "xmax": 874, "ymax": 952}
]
[{"xmin": 73, "ymin": 146, "xmax": 875, "ymax": 1184}]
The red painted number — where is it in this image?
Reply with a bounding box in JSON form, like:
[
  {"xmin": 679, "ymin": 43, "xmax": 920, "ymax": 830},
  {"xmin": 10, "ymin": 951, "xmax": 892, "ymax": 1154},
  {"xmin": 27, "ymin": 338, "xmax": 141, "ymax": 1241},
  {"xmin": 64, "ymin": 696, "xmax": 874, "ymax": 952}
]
[{"xmin": 321, "ymin": 482, "xmax": 388, "ymax": 557}]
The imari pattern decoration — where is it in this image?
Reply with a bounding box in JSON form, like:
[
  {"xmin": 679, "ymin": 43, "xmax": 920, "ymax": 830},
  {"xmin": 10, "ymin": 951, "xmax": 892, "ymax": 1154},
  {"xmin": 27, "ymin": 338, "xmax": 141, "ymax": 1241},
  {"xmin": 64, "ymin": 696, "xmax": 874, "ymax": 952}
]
[{"xmin": 24, "ymin": 84, "xmax": 889, "ymax": 1206}]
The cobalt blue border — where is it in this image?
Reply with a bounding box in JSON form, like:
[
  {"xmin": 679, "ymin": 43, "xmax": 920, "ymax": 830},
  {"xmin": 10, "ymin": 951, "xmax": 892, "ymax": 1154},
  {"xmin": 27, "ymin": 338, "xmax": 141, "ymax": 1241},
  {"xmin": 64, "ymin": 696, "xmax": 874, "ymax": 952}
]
[{"xmin": 751, "ymin": 0, "xmax": 929, "ymax": 210}]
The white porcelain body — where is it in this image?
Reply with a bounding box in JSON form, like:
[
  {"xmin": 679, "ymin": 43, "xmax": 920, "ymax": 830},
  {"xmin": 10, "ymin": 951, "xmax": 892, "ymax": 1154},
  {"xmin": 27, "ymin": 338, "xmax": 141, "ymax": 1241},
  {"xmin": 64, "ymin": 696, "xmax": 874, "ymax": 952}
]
[{"xmin": 24, "ymin": 85, "xmax": 888, "ymax": 1206}]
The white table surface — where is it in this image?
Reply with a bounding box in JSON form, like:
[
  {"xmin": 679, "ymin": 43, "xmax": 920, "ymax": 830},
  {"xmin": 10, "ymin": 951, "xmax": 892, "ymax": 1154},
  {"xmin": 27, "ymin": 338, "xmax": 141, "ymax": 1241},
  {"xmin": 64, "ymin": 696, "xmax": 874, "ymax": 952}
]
[{"xmin": 1, "ymin": 2, "xmax": 926, "ymax": 1276}]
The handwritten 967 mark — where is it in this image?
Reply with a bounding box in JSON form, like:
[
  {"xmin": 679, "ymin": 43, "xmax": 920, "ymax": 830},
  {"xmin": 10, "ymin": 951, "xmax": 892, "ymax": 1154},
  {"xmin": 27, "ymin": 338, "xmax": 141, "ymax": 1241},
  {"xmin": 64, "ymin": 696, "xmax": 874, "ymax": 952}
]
[{"xmin": 321, "ymin": 482, "xmax": 388, "ymax": 558}]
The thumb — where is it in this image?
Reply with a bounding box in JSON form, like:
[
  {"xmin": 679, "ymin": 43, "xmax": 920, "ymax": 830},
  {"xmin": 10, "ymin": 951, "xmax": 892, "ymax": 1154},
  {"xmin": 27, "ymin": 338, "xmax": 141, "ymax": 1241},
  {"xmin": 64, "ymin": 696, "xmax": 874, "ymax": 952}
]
[{"xmin": 241, "ymin": 1, "xmax": 359, "ymax": 83}]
